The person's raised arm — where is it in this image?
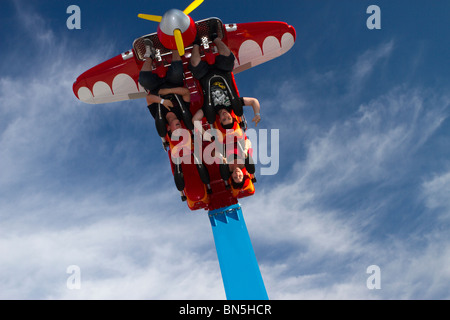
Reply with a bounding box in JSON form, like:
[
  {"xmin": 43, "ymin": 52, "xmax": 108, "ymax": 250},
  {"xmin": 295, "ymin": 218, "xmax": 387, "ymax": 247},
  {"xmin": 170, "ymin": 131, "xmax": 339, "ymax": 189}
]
[
  {"xmin": 146, "ymin": 93, "xmax": 174, "ymax": 110},
  {"xmin": 192, "ymin": 108, "xmax": 205, "ymax": 135},
  {"xmin": 158, "ymin": 87, "xmax": 191, "ymax": 102},
  {"xmin": 242, "ymin": 97, "xmax": 261, "ymax": 127}
]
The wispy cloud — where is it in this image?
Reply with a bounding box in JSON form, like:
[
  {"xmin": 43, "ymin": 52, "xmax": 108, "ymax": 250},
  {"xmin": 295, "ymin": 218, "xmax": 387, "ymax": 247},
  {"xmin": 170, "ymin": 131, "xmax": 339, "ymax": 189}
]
[
  {"xmin": 422, "ymin": 170, "xmax": 450, "ymax": 219},
  {"xmin": 243, "ymin": 71, "xmax": 450, "ymax": 298},
  {"xmin": 0, "ymin": 195, "xmax": 224, "ymax": 299},
  {"xmin": 233, "ymin": 36, "xmax": 450, "ymax": 298},
  {"xmin": 1, "ymin": 3, "xmax": 226, "ymax": 300},
  {"xmin": 351, "ymin": 40, "xmax": 394, "ymax": 85}
]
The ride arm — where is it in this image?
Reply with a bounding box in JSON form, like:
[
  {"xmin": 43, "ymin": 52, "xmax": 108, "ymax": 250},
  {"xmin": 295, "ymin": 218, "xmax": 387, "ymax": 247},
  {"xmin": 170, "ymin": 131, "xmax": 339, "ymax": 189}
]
[{"xmin": 242, "ymin": 97, "xmax": 261, "ymax": 127}]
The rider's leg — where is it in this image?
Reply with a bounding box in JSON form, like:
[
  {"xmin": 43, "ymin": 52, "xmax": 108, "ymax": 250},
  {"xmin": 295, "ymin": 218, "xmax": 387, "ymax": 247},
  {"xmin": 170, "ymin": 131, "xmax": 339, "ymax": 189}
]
[
  {"xmin": 166, "ymin": 50, "xmax": 184, "ymax": 86},
  {"xmin": 190, "ymin": 44, "xmax": 202, "ymax": 68},
  {"xmin": 213, "ymin": 38, "xmax": 231, "ymax": 57}
]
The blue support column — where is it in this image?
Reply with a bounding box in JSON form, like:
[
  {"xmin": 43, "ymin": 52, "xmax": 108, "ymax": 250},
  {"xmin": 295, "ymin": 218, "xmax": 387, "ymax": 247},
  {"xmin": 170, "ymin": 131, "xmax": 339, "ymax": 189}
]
[{"xmin": 208, "ymin": 203, "xmax": 268, "ymax": 300}]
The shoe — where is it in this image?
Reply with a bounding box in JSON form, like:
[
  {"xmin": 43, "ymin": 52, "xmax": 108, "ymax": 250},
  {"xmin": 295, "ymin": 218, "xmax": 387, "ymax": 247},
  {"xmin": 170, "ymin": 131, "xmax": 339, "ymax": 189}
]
[
  {"xmin": 208, "ymin": 19, "xmax": 223, "ymax": 42},
  {"xmin": 209, "ymin": 20, "xmax": 219, "ymax": 42},
  {"xmin": 192, "ymin": 26, "xmax": 202, "ymax": 46},
  {"xmin": 144, "ymin": 38, "xmax": 156, "ymax": 59}
]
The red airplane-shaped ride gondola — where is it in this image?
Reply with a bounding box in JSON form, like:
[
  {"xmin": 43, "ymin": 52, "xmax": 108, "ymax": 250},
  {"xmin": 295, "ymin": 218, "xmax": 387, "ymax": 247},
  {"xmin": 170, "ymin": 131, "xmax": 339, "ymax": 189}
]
[{"xmin": 73, "ymin": 0, "xmax": 296, "ymax": 299}]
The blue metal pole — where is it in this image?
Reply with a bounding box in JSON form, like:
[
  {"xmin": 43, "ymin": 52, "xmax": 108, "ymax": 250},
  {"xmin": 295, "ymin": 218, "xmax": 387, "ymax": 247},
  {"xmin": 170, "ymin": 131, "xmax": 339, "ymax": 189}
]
[{"xmin": 208, "ymin": 203, "xmax": 268, "ymax": 300}]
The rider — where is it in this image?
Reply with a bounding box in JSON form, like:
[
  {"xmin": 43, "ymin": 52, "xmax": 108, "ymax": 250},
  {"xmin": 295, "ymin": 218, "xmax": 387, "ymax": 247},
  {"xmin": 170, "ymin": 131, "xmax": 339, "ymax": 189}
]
[
  {"xmin": 138, "ymin": 40, "xmax": 192, "ymax": 136},
  {"xmin": 226, "ymin": 138, "xmax": 254, "ymax": 186},
  {"xmin": 212, "ymin": 134, "xmax": 255, "ymax": 187},
  {"xmin": 188, "ymin": 25, "xmax": 261, "ymax": 132}
]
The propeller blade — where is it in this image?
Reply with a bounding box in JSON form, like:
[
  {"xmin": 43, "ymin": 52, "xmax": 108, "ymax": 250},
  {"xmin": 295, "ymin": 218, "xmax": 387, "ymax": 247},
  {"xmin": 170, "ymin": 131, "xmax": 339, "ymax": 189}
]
[
  {"xmin": 183, "ymin": 0, "xmax": 204, "ymax": 15},
  {"xmin": 137, "ymin": 14, "xmax": 162, "ymax": 22},
  {"xmin": 174, "ymin": 29, "xmax": 185, "ymax": 56}
]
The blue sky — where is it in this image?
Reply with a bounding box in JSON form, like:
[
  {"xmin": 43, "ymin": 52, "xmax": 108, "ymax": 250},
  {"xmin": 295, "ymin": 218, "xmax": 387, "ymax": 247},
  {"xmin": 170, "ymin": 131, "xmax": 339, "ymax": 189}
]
[{"xmin": 1, "ymin": 0, "xmax": 450, "ymax": 299}]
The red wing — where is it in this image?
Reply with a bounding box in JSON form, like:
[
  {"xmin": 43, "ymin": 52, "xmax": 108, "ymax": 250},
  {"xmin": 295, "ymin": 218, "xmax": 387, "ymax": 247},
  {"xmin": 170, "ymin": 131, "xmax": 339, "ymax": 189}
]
[
  {"xmin": 73, "ymin": 50, "xmax": 145, "ymax": 104},
  {"xmin": 225, "ymin": 21, "xmax": 296, "ymax": 74}
]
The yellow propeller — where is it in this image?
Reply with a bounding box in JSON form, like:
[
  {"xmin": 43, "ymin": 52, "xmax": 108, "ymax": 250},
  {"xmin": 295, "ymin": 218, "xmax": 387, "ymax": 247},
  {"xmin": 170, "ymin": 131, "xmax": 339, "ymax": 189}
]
[
  {"xmin": 173, "ymin": 29, "xmax": 185, "ymax": 56},
  {"xmin": 138, "ymin": 0, "xmax": 204, "ymax": 21},
  {"xmin": 183, "ymin": 0, "xmax": 204, "ymax": 15},
  {"xmin": 137, "ymin": 0, "xmax": 205, "ymax": 56},
  {"xmin": 137, "ymin": 14, "xmax": 162, "ymax": 22}
]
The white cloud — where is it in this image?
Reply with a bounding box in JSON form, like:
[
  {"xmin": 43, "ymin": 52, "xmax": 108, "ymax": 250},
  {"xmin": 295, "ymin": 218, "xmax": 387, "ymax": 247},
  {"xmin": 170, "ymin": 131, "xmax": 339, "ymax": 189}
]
[
  {"xmin": 422, "ymin": 170, "xmax": 450, "ymax": 219},
  {"xmin": 302, "ymin": 87, "xmax": 447, "ymax": 192},
  {"xmin": 0, "ymin": 5, "xmax": 226, "ymax": 300},
  {"xmin": 0, "ymin": 196, "xmax": 224, "ymax": 299},
  {"xmin": 240, "ymin": 82, "xmax": 450, "ymax": 299},
  {"xmin": 351, "ymin": 40, "xmax": 394, "ymax": 85}
]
